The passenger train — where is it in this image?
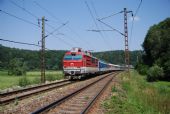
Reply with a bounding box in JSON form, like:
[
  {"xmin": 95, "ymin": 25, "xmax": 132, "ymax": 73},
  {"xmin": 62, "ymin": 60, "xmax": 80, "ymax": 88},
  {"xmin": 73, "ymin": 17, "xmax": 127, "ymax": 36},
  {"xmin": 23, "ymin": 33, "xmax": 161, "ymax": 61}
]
[{"xmin": 63, "ymin": 48, "xmax": 124, "ymax": 79}]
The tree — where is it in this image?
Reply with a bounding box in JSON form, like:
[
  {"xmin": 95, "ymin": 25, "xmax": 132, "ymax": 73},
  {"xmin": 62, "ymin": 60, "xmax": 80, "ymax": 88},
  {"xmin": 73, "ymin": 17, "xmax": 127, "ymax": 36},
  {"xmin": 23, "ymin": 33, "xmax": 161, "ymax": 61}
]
[
  {"xmin": 142, "ymin": 18, "xmax": 170, "ymax": 80},
  {"xmin": 8, "ymin": 58, "xmax": 27, "ymax": 76}
]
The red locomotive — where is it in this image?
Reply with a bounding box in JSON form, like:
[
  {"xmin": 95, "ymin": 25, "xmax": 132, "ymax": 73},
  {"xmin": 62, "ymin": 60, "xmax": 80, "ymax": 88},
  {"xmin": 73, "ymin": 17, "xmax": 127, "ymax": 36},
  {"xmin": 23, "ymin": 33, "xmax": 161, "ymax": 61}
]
[
  {"xmin": 63, "ymin": 48, "xmax": 98, "ymax": 79},
  {"xmin": 63, "ymin": 47, "xmax": 124, "ymax": 79}
]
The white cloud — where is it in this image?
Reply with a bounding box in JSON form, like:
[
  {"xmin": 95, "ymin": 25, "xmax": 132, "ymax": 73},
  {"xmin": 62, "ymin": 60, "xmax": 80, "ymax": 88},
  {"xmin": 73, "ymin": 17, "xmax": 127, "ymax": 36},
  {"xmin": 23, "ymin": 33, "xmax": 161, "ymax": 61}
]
[{"xmin": 129, "ymin": 16, "xmax": 140, "ymax": 22}]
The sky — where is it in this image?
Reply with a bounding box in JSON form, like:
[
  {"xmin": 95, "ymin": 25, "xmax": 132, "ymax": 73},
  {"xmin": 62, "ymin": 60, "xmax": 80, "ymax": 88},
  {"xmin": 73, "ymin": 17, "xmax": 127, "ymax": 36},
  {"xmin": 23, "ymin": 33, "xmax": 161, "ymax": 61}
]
[{"xmin": 0, "ymin": 0, "xmax": 170, "ymax": 52}]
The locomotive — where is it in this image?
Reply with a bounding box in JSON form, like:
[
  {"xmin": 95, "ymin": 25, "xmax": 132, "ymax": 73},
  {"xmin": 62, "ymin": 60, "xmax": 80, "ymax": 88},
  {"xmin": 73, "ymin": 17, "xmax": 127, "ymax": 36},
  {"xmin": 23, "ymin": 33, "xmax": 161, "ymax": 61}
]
[{"xmin": 63, "ymin": 47, "xmax": 124, "ymax": 79}]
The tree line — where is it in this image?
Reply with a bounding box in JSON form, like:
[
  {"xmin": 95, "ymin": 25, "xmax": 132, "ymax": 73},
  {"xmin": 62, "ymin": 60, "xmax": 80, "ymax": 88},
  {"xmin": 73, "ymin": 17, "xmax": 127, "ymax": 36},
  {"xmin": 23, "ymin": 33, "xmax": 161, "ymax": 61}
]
[
  {"xmin": 0, "ymin": 45, "xmax": 65, "ymax": 75},
  {"xmin": 136, "ymin": 18, "xmax": 170, "ymax": 81},
  {"xmin": 0, "ymin": 44, "xmax": 141, "ymax": 75}
]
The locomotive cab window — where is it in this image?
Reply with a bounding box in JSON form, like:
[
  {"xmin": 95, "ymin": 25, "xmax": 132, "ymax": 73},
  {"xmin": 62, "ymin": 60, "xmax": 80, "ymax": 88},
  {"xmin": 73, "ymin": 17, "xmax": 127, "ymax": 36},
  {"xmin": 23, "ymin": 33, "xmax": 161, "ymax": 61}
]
[
  {"xmin": 73, "ymin": 55, "xmax": 82, "ymax": 60},
  {"xmin": 64, "ymin": 55, "xmax": 82, "ymax": 60}
]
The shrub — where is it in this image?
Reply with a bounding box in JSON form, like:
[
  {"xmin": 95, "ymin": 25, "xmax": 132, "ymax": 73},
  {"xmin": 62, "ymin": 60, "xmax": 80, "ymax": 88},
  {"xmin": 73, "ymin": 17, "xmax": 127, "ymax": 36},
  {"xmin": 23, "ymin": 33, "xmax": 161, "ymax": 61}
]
[
  {"xmin": 18, "ymin": 76, "xmax": 30, "ymax": 87},
  {"xmin": 147, "ymin": 65, "xmax": 164, "ymax": 81},
  {"xmin": 8, "ymin": 58, "xmax": 27, "ymax": 76},
  {"xmin": 136, "ymin": 63, "xmax": 149, "ymax": 75}
]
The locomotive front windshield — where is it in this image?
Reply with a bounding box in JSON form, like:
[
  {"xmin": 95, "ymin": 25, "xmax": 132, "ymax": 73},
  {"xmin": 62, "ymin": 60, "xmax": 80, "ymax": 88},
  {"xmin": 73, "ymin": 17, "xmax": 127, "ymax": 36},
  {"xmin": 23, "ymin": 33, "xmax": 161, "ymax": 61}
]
[{"xmin": 64, "ymin": 55, "xmax": 82, "ymax": 60}]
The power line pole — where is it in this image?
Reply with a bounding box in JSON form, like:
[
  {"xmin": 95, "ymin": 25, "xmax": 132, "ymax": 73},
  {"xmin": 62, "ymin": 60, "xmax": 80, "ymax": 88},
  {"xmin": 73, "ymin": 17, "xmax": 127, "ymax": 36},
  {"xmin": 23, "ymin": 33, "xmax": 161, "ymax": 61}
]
[
  {"xmin": 124, "ymin": 8, "xmax": 132, "ymax": 75},
  {"xmin": 88, "ymin": 8, "xmax": 133, "ymax": 74},
  {"xmin": 41, "ymin": 16, "xmax": 46, "ymax": 83}
]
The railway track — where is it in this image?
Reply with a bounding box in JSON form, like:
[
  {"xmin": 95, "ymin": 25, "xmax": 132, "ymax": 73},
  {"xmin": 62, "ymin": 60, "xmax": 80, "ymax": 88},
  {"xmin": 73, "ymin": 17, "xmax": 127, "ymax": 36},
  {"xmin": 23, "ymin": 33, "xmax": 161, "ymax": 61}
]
[
  {"xmin": 31, "ymin": 72, "xmax": 118, "ymax": 114},
  {"xmin": 0, "ymin": 79, "xmax": 74, "ymax": 105}
]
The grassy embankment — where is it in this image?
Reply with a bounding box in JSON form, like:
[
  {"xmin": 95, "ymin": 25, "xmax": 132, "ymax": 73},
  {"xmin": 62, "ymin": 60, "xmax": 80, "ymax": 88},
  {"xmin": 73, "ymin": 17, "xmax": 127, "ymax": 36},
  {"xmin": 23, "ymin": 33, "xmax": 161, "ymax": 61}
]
[
  {"xmin": 103, "ymin": 70, "xmax": 170, "ymax": 114},
  {"xmin": 0, "ymin": 70, "xmax": 64, "ymax": 90}
]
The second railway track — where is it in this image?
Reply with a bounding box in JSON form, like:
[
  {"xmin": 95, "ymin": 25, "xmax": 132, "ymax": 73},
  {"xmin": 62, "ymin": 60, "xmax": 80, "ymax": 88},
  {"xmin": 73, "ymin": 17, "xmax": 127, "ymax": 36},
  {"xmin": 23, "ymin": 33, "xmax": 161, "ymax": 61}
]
[
  {"xmin": 0, "ymin": 79, "xmax": 74, "ymax": 105},
  {"xmin": 31, "ymin": 72, "xmax": 118, "ymax": 114}
]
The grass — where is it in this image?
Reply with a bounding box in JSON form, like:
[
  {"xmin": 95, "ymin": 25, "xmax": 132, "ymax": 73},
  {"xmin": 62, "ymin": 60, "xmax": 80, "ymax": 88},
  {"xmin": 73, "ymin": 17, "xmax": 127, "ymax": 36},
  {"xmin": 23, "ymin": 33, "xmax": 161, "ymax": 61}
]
[
  {"xmin": 102, "ymin": 70, "xmax": 170, "ymax": 114},
  {"xmin": 0, "ymin": 70, "xmax": 64, "ymax": 90}
]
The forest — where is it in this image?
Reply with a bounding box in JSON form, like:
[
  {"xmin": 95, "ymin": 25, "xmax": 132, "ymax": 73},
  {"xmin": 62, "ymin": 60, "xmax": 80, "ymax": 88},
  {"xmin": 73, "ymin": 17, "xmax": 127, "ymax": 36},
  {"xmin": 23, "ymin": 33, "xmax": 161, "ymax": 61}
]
[
  {"xmin": 137, "ymin": 18, "xmax": 170, "ymax": 81},
  {"xmin": 0, "ymin": 44, "xmax": 141, "ymax": 72}
]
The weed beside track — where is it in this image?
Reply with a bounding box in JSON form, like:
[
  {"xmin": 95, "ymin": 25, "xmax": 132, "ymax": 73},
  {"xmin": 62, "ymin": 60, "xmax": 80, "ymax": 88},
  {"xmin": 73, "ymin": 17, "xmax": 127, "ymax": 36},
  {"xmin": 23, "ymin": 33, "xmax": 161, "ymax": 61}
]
[{"xmin": 102, "ymin": 70, "xmax": 170, "ymax": 114}]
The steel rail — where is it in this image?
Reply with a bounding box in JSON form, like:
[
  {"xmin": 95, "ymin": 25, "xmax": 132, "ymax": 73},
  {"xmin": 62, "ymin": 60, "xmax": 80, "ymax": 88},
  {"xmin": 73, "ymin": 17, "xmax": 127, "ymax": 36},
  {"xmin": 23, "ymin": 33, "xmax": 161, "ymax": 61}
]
[
  {"xmin": 0, "ymin": 79, "xmax": 69, "ymax": 97},
  {"xmin": 81, "ymin": 73, "xmax": 117, "ymax": 114},
  {"xmin": 31, "ymin": 72, "xmax": 115, "ymax": 114},
  {"xmin": 0, "ymin": 80, "xmax": 73, "ymax": 104}
]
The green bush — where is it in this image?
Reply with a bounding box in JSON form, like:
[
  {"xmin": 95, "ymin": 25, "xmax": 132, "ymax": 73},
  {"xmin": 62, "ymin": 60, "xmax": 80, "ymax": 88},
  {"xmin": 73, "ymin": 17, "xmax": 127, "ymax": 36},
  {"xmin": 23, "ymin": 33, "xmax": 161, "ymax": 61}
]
[
  {"xmin": 147, "ymin": 65, "xmax": 164, "ymax": 81},
  {"xmin": 18, "ymin": 76, "xmax": 31, "ymax": 87},
  {"xmin": 136, "ymin": 63, "xmax": 149, "ymax": 75},
  {"xmin": 8, "ymin": 58, "xmax": 27, "ymax": 76}
]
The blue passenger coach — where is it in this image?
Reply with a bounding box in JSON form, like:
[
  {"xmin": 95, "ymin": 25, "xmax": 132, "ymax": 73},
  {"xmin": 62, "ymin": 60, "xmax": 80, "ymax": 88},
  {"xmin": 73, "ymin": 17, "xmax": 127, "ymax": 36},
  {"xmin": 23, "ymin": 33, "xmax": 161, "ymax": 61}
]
[{"xmin": 98, "ymin": 61, "xmax": 109, "ymax": 73}]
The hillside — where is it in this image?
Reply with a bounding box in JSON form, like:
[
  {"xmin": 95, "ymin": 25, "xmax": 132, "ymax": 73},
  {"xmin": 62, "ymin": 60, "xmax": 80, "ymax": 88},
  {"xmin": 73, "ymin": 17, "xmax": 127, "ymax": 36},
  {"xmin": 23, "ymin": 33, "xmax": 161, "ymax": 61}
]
[{"xmin": 0, "ymin": 45, "xmax": 142, "ymax": 70}]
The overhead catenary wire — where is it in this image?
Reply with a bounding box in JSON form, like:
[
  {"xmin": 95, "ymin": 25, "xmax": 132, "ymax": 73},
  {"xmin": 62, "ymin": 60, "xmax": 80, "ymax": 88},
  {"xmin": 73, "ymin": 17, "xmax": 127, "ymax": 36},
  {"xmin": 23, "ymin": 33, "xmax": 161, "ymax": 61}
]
[
  {"xmin": 1, "ymin": 1, "xmax": 70, "ymax": 75},
  {"xmin": 45, "ymin": 21, "xmax": 69, "ymax": 37},
  {"xmin": 99, "ymin": 11, "xmax": 123, "ymax": 21},
  {"xmin": 9, "ymin": 0, "xmax": 39, "ymax": 19},
  {"xmin": 0, "ymin": 37, "xmax": 64, "ymax": 52},
  {"xmin": 0, "ymin": 38, "xmax": 40, "ymax": 47},
  {"xmin": 66, "ymin": 25, "xmax": 95, "ymax": 50},
  {"xmin": 85, "ymin": 1, "xmax": 99, "ymax": 30},
  {"xmin": 0, "ymin": 8, "xmax": 65, "ymax": 42},
  {"xmin": 46, "ymin": 23, "xmax": 58, "ymax": 30},
  {"xmin": 90, "ymin": 1, "xmax": 113, "ymax": 50},
  {"xmin": 134, "ymin": 0, "xmax": 142, "ymax": 17},
  {"xmin": 34, "ymin": 1, "xmax": 88, "ymax": 48},
  {"xmin": 34, "ymin": 1, "xmax": 77, "ymax": 44},
  {"xmin": 0, "ymin": 12, "xmax": 72, "ymax": 50},
  {"xmin": 34, "ymin": 1, "xmax": 94, "ymax": 50},
  {"xmin": 10, "ymin": 0, "xmax": 69, "ymax": 43},
  {"xmin": 129, "ymin": 0, "xmax": 142, "ymax": 50},
  {"xmin": 96, "ymin": 9, "xmax": 125, "ymax": 37},
  {"xmin": 9, "ymin": 0, "xmax": 65, "ymax": 37},
  {"xmin": 85, "ymin": 1, "xmax": 112, "ymax": 49},
  {"xmin": 97, "ymin": 19, "xmax": 125, "ymax": 36},
  {"xmin": 34, "ymin": 1, "xmax": 61, "ymax": 23},
  {"xmin": 92, "ymin": 6, "xmax": 133, "ymax": 67},
  {"xmin": 40, "ymin": 29, "xmax": 74, "ymax": 48},
  {"xmin": 9, "ymin": 0, "xmax": 74, "ymax": 49},
  {"xmin": 50, "ymin": 34, "xmax": 73, "ymax": 48},
  {"xmin": 0, "ymin": 9, "xmax": 39, "ymax": 27},
  {"xmin": 44, "ymin": 25, "xmax": 74, "ymax": 48},
  {"xmin": 4, "ymin": 0, "xmax": 93, "ymax": 50},
  {"xmin": 0, "ymin": 10, "xmax": 68, "ymax": 48},
  {"xmin": 87, "ymin": 29, "xmax": 114, "ymax": 32},
  {"xmin": 0, "ymin": 38, "xmax": 64, "ymax": 57},
  {"xmin": 44, "ymin": 23, "xmax": 80, "ymax": 47},
  {"xmin": 46, "ymin": 20, "xmax": 92, "ymax": 49}
]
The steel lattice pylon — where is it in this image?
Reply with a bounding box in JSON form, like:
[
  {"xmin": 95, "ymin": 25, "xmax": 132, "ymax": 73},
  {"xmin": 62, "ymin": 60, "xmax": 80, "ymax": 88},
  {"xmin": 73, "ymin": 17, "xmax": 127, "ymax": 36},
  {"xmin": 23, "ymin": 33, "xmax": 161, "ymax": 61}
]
[
  {"xmin": 41, "ymin": 16, "xmax": 45, "ymax": 83},
  {"xmin": 124, "ymin": 8, "xmax": 130, "ymax": 72}
]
